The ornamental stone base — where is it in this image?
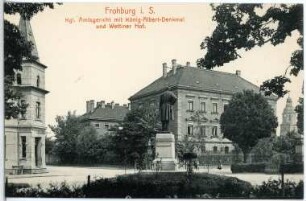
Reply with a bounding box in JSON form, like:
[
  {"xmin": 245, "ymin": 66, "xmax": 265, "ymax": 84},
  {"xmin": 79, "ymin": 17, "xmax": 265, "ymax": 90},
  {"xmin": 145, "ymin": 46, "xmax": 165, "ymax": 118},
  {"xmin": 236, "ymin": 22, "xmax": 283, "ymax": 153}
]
[{"xmin": 153, "ymin": 132, "xmax": 177, "ymax": 171}]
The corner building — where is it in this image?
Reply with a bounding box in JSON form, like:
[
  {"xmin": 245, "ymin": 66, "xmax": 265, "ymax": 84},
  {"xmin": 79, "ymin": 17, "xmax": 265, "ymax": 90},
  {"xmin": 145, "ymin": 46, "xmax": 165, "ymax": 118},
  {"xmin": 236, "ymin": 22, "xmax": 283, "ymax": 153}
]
[
  {"xmin": 129, "ymin": 60, "xmax": 278, "ymax": 160},
  {"xmin": 5, "ymin": 16, "xmax": 49, "ymax": 174}
]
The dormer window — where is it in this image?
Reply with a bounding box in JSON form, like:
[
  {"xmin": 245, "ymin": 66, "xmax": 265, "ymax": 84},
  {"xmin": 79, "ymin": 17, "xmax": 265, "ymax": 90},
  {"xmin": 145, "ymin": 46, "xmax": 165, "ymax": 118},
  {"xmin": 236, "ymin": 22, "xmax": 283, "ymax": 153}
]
[
  {"xmin": 36, "ymin": 75, "xmax": 40, "ymax": 87},
  {"xmin": 17, "ymin": 73, "xmax": 22, "ymax": 85}
]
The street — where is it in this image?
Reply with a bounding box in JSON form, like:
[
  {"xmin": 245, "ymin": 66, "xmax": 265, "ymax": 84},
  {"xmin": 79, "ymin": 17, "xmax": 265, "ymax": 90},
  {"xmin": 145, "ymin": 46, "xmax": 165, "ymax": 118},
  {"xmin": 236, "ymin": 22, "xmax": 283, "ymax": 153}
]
[{"xmin": 7, "ymin": 165, "xmax": 304, "ymax": 189}]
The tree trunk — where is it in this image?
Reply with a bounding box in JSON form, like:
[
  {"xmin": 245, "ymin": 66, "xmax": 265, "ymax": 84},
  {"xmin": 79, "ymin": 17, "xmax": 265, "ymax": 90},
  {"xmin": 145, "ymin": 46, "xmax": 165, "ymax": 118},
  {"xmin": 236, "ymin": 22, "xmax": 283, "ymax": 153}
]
[{"xmin": 243, "ymin": 150, "xmax": 249, "ymax": 163}]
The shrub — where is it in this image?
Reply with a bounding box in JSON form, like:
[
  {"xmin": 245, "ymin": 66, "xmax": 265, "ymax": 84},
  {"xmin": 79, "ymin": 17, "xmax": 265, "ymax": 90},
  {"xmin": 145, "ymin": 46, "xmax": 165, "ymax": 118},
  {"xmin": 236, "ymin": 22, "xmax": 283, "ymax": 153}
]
[
  {"xmin": 253, "ymin": 179, "xmax": 303, "ymax": 199},
  {"xmin": 7, "ymin": 173, "xmax": 251, "ymax": 198},
  {"xmin": 83, "ymin": 172, "xmax": 252, "ymax": 198},
  {"xmin": 6, "ymin": 182, "xmax": 84, "ymax": 198},
  {"xmin": 231, "ymin": 163, "xmax": 266, "ymax": 173}
]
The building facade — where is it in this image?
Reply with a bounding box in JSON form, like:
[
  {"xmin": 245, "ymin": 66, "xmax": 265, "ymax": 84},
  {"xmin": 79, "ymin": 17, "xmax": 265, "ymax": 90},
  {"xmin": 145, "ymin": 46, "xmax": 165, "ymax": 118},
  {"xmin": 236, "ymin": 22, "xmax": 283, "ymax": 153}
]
[
  {"xmin": 129, "ymin": 59, "xmax": 278, "ymax": 158},
  {"xmin": 83, "ymin": 100, "xmax": 130, "ymax": 136},
  {"xmin": 280, "ymin": 96, "xmax": 298, "ymax": 136},
  {"xmin": 5, "ymin": 16, "xmax": 49, "ymax": 174}
]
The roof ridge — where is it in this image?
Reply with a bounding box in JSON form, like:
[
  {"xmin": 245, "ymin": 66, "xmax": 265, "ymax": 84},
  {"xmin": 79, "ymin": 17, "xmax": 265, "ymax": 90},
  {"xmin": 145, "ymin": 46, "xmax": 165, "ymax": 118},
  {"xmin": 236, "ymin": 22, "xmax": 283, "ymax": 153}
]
[
  {"xmin": 185, "ymin": 66, "xmax": 240, "ymax": 77},
  {"xmin": 129, "ymin": 65, "xmax": 277, "ymax": 100}
]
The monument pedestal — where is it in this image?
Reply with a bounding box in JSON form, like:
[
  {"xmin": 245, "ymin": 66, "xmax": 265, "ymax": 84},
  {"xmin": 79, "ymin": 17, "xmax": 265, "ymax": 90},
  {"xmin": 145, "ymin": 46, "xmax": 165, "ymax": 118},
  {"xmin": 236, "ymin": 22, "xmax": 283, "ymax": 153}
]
[{"xmin": 153, "ymin": 132, "xmax": 177, "ymax": 171}]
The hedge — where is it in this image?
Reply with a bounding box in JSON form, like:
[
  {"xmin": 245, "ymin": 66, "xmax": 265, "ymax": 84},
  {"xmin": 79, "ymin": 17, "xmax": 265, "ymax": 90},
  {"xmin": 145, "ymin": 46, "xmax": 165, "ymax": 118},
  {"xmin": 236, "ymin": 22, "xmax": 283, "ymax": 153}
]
[
  {"xmin": 83, "ymin": 172, "xmax": 252, "ymax": 198},
  {"xmin": 253, "ymin": 179, "xmax": 303, "ymax": 199},
  {"xmin": 281, "ymin": 163, "xmax": 304, "ymax": 173},
  {"xmin": 7, "ymin": 172, "xmax": 252, "ymax": 198},
  {"xmin": 7, "ymin": 173, "xmax": 303, "ymax": 198},
  {"xmin": 231, "ymin": 163, "xmax": 304, "ymax": 174},
  {"xmin": 231, "ymin": 163, "xmax": 266, "ymax": 173}
]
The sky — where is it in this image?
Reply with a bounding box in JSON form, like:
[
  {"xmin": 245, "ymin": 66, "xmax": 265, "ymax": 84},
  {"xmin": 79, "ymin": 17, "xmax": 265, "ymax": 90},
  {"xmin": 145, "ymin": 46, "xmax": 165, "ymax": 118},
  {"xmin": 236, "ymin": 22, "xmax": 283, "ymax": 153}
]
[{"xmin": 4, "ymin": 3, "xmax": 304, "ymax": 136}]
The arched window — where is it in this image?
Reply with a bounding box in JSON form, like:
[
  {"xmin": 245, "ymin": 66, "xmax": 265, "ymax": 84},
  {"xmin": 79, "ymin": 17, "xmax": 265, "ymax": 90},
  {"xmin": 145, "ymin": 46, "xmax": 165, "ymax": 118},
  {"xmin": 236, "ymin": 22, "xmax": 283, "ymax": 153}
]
[
  {"xmin": 36, "ymin": 75, "xmax": 40, "ymax": 87},
  {"xmin": 20, "ymin": 100, "xmax": 26, "ymax": 119},
  {"xmin": 36, "ymin": 102, "xmax": 41, "ymax": 119},
  {"xmin": 212, "ymin": 126, "xmax": 218, "ymax": 137},
  {"xmin": 188, "ymin": 124, "xmax": 193, "ymax": 135},
  {"xmin": 17, "ymin": 73, "xmax": 22, "ymax": 85}
]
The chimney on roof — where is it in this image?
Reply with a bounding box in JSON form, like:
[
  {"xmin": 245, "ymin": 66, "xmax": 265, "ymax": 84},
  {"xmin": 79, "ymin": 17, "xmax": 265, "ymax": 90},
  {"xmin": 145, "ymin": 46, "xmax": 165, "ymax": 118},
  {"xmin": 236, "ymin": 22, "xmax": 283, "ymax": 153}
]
[
  {"xmin": 115, "ymin": 103, "xmax": 119, "ymax": 107},
  {"xmin": 86, "ymin": 100, "xmax": 95, "ymax": 113},
  {"xmin": 172, "ymin": 59, "xmax": 177, "ymax": 75},
  {"xmin": 236, "ymin": 70, "xmax": 241, "ymax": 76},
  {"xmin": 162, "ymin": 63, "xmax": 167, "ymax": 78},
  {"xmin": 128, "ymin": 103, "xmax": 131, "ymax": 110},
  {"xmin": 96, "ymin": 100, "xmax": 105, "ymax": 108},
  {"xmin": 101, "ymin": 101, "xmax": 105, "ymax": 108},
  {"xmin": 111, "ymin": 101, "xmax": 114, "ymax": 109},
  {"xmin": 186, "ymin": 61, "xmax": 190, "ymax": 67}
]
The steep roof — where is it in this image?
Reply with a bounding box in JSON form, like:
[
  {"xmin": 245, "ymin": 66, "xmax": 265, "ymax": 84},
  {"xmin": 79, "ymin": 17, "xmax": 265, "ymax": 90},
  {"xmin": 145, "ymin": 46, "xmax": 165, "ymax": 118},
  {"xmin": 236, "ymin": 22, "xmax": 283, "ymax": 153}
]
[
  {"xmin": 83, "ymin": 105, "xmax": 129, "ymax": 122},
  {"xmin": 19, "ymin": 15, "xmax": 39, "ymax": 60},
  {"xmin": 129, "ymin": 66, "xmax": 278, "ymax": 100}
]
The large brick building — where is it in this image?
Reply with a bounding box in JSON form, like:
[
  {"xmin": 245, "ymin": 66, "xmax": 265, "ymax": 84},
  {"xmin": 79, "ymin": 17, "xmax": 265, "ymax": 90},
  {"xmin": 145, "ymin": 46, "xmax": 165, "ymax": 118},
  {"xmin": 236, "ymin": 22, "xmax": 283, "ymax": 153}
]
[
  {"xmin": 5, "ymin": 16, "xmax": 49, "ymax": 174},
  {"xmin": 129, "ymin": 59, "xmax": 278, "ymax": 157},
  {"xmin": 83, "ymin": 100, "xmax": 130, "ymax": 136}
]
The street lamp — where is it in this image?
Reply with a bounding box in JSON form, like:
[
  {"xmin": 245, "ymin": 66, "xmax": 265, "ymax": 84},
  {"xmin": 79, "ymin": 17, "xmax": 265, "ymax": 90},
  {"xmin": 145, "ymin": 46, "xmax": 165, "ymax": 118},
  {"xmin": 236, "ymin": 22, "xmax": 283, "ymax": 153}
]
[
  {"xmin": 118, "ymin": 126, "xmax": 127, "ymax": 174},
  {"xmin": 147, "ymin": 139, "xmax": 153, "ymax": 170},
  {"xmin": 123, "ymin": 136, "xmax": 128, "ymax": 175}
]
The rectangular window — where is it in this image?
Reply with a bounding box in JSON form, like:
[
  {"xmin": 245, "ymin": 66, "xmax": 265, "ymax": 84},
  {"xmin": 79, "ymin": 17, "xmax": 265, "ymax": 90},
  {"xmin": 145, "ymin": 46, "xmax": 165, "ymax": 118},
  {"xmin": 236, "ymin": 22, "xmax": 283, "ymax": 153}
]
[
  {"xmin": 188, "ymin": 101, "xmax": 194, "ymax": 111},
  {"xmin": 200, "ymin": 126, "xmax": 206, "ymax": 136},
  {"xmin": 213, "ymin": 146, "xmax": 218, "ymax": 153},
  {"xmin": 200, "ymin": 102, "xmax": 206, "ymax": 112},
  {"xmin": 36, "ymin": 102, "xmax": 41, "ymax": 119},
  {"xmin": 94, "ymin": 123, "xmax": 100, "ymax": 128},
  {"xmin": 212, "ymin": 126, "xmax": 218, "ymax": 137},
  {"xmin": 17, "ymin": 73, "xmax": 22, "ymax": 85},
  {"xmin": 212, "ymin": 103, "xmax": 218, "ymax": 113},
  {"xmin": 188, "ymin": 125, "xmax": 193, "ymax": 135},
  {"xmin": 225, "ymin": 146, "xmax": 229, "ymax": 154},
  {"xmin": 105, "ymin": 124, "xmax": 109, "ymax": 130},
  {"xmin": 21, "ymin": 136, "xmax": 26, "ymax": 158}
]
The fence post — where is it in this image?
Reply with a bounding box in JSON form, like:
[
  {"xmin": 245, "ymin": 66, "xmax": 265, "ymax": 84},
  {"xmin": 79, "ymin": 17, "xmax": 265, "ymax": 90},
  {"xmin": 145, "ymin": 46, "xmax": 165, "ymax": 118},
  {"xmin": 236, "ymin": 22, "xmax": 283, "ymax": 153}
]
[
  {"xmin": 281, "ymin": 165, "xmax": 285, "ymax": 197},
  {"xmin": 5, "ymin": 177, "xmax": 8, "ymax": 189},
  {"xmin": 87, "ymin": 175, "xmax": 90, "ymax": 187}
]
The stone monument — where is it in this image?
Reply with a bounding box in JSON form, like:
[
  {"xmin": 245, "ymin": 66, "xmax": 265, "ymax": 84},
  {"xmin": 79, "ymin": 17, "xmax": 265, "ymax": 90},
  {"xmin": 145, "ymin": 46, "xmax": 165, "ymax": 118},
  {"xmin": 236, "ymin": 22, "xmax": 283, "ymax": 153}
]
[{"xmin": 153, "ymin": 90, "xmax": 178, "ymax": 170}]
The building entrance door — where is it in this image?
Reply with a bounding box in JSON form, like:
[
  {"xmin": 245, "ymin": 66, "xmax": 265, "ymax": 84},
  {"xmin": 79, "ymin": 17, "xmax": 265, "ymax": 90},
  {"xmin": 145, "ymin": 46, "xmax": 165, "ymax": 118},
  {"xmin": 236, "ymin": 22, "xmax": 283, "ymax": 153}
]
[{"xmin": 35, "ymin": 137, "xmax": 42, "ymax": 167}]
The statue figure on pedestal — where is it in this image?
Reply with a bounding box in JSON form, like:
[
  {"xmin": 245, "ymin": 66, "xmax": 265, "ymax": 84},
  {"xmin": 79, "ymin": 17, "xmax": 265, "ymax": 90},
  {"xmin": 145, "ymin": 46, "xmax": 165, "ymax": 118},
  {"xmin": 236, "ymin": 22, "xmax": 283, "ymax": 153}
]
[{"xmin": 159, "ymin": 90, "xmax": 177, "ymax": 132}]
